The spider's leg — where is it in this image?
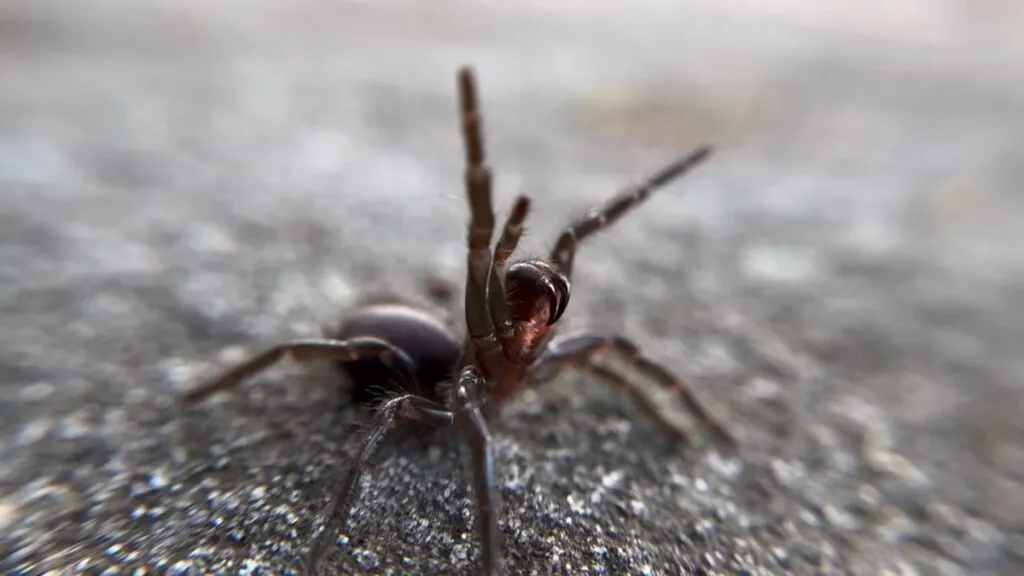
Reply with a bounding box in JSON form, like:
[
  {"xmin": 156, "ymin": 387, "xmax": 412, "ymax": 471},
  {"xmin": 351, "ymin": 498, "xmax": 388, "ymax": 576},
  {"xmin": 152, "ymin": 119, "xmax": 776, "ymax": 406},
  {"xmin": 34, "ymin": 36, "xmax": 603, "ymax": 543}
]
[
  {"xmin": 181, "ymin": 337, "xmax": 419, "ymax": 404},
  {"xmin": 532, "ymin": 359, "xmax": 694, "ymax": 446},
  {"xmin": 457, "ymin": 66, "xmax": 501, "ymax": 368},
  {"xmin": 452, "ymin": 365, "xmax": 502, "ymax": 576},
  {"xmin": 527, "ymin": 332, "xmax": 736, "ymax": 450},
  {"xmin": 549, "ymin": 146, "xmax": 712, "ymax": 281},
  {"xmin": 305, "ymin": 394, "xmax": 453, "ymax": 575}
]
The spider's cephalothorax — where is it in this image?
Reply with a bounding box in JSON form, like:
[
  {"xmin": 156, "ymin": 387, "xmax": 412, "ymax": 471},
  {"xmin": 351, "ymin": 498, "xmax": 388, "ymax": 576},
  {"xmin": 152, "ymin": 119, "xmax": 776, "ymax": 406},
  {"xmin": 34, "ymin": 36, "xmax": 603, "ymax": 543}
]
[{"xmin": 180, "ymin": 66, "xmax": 735, "ymax": 576}]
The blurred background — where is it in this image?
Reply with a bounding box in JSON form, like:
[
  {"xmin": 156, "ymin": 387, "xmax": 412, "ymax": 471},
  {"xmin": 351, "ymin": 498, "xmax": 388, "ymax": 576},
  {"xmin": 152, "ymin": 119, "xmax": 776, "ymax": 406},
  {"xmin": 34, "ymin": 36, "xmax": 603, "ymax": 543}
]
[{"xmin": 1, "ymin": 0, "xmax": 1021, "ymax": 574}]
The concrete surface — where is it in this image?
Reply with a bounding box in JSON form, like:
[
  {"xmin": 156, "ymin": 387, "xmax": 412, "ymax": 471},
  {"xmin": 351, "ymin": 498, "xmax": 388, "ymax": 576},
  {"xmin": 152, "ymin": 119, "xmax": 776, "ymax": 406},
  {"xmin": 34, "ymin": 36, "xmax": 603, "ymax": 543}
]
[{"xmin": 0, "ymin": 0, "xmax": 1022, "ymax": 574}]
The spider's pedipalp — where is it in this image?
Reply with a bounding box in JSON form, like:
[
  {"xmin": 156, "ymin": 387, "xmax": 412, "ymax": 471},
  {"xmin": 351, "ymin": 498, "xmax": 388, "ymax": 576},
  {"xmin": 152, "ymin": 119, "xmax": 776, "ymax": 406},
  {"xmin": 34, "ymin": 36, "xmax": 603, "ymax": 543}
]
[{"xmin": 490, "ymin": 196, "xmax": 532, "ymax": 356}]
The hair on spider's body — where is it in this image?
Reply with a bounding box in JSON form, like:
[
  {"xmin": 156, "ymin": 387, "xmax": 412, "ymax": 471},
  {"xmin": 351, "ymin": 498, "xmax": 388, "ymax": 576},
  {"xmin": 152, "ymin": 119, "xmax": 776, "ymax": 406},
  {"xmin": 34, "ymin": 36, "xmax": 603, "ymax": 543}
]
[{"xmin": 180, "ymin": 65, "xmax": 734, "ymax": 576}]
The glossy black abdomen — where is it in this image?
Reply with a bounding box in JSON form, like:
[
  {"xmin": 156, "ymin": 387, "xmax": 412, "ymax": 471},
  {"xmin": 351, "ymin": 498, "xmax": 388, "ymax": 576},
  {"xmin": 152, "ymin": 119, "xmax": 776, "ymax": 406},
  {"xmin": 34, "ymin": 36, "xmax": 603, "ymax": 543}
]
[{"xmin": 333, "ymin": 304, "xmax": 461, "ymax": 405}]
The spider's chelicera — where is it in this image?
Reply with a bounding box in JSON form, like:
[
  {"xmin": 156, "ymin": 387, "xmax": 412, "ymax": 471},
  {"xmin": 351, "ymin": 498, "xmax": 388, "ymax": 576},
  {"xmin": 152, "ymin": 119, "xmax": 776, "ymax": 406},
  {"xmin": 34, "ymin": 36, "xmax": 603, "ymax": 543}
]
[{"xmin": 181, "ymin": 65, "xmax": 736, "ymax": 576}]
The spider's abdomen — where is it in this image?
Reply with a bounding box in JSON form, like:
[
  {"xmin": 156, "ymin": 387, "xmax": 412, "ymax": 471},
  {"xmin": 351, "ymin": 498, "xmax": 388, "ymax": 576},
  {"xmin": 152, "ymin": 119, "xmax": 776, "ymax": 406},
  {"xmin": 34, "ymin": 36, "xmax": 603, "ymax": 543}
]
[{"xmin": 333, "ymin": 304, "xmax": 461, "ymax": 405}]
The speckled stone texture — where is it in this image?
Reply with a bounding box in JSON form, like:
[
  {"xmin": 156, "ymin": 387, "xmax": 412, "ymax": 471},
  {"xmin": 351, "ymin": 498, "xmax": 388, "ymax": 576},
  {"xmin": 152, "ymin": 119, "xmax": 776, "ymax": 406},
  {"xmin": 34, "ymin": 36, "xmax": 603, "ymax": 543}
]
[{"xmin": 1, "ymin": 1, "xmax": 1022, "ymax": 574}]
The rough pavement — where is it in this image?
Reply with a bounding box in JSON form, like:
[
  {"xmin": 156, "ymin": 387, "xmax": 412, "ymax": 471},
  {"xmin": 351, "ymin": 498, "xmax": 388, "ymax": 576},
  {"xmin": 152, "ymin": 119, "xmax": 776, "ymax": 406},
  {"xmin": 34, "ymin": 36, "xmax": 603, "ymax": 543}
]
[{"xmin": 1, "ymin": 1, "xmax": 1022, "ymax": 574}]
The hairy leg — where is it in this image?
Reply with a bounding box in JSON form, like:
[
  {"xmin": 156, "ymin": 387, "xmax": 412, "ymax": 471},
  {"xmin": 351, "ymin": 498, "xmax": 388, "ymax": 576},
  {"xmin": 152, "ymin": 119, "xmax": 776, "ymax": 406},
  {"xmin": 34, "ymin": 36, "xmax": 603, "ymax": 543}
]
[
  {"xmin": 457, "ymin": 66, "xmax": 501, "ymax": 369},
  {"xmin": 181, "ymin": 337, "xmax": 419, "ymax": 405},
  {"xmin": 451, "ymin": 365, "xmax": 502, "ymax": 576},
  {"xmin": 305, "ymin": 394, "xmax": 454, "ymax": 575},
  {"xmin": 527, "ymin": 332, "xmax": 736, "ymax": 449},
  {"xmin": 532, "ymin": 359, "xmax": 695, "ymax": 445}
]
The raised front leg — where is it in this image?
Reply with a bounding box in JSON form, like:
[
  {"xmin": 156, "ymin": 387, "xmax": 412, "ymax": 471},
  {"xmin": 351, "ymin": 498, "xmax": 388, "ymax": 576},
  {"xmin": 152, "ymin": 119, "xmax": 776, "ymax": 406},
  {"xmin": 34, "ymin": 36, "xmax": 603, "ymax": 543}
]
[{"xmin": 457, "ymin": 66, "xmax": 501, "ymax": 369}]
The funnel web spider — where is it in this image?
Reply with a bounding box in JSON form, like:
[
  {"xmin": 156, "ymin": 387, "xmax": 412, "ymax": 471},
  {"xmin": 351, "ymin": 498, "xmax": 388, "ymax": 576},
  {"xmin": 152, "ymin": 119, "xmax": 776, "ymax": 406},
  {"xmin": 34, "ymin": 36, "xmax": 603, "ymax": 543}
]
[{"xmin": 181, "ymin": 65, "xmax": 734, "ymax": 576}]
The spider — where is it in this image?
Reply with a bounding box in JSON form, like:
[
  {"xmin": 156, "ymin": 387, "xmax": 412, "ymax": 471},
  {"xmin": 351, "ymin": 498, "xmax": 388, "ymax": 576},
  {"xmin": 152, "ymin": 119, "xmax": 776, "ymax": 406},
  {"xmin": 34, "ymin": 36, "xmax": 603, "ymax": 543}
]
[{"xmin": 180, "ymin": 65, "xmax": 736, "ymax": 576}]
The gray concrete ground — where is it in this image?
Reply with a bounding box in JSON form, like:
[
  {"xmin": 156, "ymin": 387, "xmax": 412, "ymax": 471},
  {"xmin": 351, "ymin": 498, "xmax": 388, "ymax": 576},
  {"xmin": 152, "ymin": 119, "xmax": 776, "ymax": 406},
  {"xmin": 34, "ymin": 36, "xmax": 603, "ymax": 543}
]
[{"xmin": 0, "ymin": 0, "xmax": 1022, "ymax": 574}]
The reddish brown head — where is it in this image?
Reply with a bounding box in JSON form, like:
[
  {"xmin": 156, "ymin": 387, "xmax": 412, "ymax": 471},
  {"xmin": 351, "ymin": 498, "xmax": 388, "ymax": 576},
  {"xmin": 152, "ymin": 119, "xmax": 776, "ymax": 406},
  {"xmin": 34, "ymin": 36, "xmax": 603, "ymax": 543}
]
[{"xmin": 503, "ymin": 259, "xmax": 570, "ymax": 361}]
